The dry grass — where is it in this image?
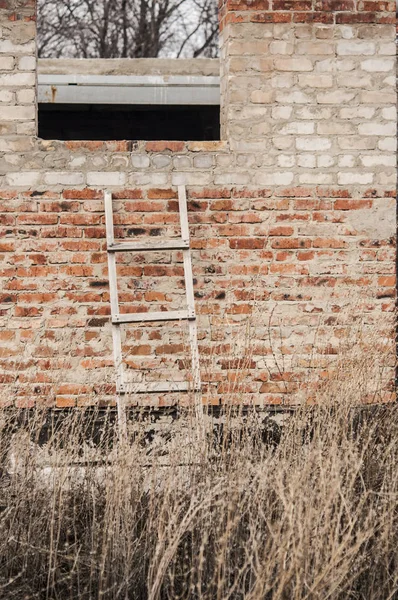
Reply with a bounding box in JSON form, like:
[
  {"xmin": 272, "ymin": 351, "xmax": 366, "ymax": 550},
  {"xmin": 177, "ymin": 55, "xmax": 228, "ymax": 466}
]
[{"xmin": 0, "ymin": 315, "xmax": 397, "ymax": 600}]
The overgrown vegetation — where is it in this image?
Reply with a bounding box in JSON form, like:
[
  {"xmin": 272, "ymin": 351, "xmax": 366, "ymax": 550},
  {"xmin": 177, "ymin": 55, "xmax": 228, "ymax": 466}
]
[{"xmin": 0, "ymin": 315, "xmax": 396, "ymax": 599}]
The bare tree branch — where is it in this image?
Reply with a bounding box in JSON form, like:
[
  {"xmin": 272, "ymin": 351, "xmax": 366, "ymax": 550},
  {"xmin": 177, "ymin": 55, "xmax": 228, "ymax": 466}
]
[{"xmin": 37, "ymin": 0, "xmax": 219, "ymax": 59}]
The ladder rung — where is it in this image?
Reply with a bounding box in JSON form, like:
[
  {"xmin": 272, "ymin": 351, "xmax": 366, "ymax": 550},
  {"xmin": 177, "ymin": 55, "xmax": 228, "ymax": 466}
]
[
  {"xmin": 117, "ymin": 381, "xmax": 199, "ymax": 394},
  {"xmin": 113, "ymin": 310, "xmax": 195, "ymax": 324},
  {"xmin": 108, "ymin": 239, "xmax": 189, "ymax": 252}
]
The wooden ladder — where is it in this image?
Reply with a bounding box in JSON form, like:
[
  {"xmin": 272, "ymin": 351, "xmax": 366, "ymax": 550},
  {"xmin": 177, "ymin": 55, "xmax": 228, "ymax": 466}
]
[{"xmin": 104, "ymin": 187, "xmax": 202, "ymax": 431}]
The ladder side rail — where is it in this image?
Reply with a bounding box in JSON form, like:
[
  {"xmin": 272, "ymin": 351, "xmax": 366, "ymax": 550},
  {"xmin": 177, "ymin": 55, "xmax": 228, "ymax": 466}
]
[
  {"xmin": 104, "ymin": 191, "xmax": 126, "ymax": 433},
  {"xmin": 178, "ymin": 186, "xmax": 202, "ymax": 398}
]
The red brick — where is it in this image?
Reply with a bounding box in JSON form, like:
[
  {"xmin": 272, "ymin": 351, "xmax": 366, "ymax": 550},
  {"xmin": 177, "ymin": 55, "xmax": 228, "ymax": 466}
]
[
  {"xmin": 63, "ymin": 189, "xmax": 103, "ymax": 200},
  {"xmin": 65, "ymin": 141, "xmax": 105, "ymax": 151},
  {"xmin": 334, "ymin": 199, "xmax": 372, "ymax": 210},
  {"xmin": 251, "ymin": 11, "xmax": 292, "ymax": 22},
  {"xmin": 312, "ymin": 238, "xmax": 348, "ymax": 249},
  {"xmin": 293, "ymin": 11, "xmax": 334, "ymax": 21},
  {"xmin": 229, "ymin": 238, "xmax": 264, "ymax": 249},
  {"xmin": 147, "ymin": 188, "xmax": 178, "ymax": 199},
  {"xmin": 156, "ymin": 344, "xmax": 185, "ymax": 354},
  {"xmin": 56, "ymin": 397, "xmax": 77, "ymax": 408},
  {"xmin": 378, "ymin": 276, "xmax": 396, "ymax": 287},
  {"xmin": 17, "ymin": 214, "xmax": 58, "ymax": 225},
  {"xmin": 227, "ymin": 0, "xmax": 269, "ymax": 8},
  {"xmin": 129, "ymin": 345, "xmax": 152, "ymax": 355},
  {"xmin": 357, "ymin": 0, "xmax": 395, "ymax": 10},
  {"xmin": 145, "ymin": 141, "xmax": 185, "ymax": 152},
  {"xmin": 317, "ymin": 187, "xmax": 351, "ymax": 198},
  {"xmin": 271, "ymin": 238, "xmax": 311, "ymax": 249},
  {"xmin": 113, "ymin": 189, "xmax": 143, "ymax": 199},
  {"xmin": 317, "ymin": 0, "xmax": 355, "ymax": 8},
  {"xmin": 225, "ymin": 12, "xmax": 249, "ymax": 24},
  {"xmin": 273, "ymin": 0, "xmax": 312, "ymax": 8},
  {"xmin": 269, "ymin": 226, "xmax": 294, "ymax": 236},
  {"xmin": 190, "ymin": 188, "xmax": 231, "ymax": 199},
  {"xmin": 40, "ymin": 200, "xmax": 80, "ymax": 212}
]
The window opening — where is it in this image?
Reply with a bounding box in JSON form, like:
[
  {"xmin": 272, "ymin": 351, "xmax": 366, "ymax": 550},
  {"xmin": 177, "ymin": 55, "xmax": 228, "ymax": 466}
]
[{"xmin": 37, "ymin": 0, "xmax": 220, "ymax": 141}]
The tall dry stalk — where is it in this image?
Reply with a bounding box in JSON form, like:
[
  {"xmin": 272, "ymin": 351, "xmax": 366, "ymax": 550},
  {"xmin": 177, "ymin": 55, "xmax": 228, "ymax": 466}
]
[{"xmin": 0, "ymin": 313, "xmax": 396, "ymax": 599}]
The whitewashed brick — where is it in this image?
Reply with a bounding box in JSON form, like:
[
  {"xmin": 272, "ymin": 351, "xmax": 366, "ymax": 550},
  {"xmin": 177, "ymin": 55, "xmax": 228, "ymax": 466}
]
[
  {"xmin": 298, "ymin": 74, "xmax": 333, "ymax": 88},
  {"xmin": 131, "ymin": 155, "xmax": 150, "ymax": 168},
  {"xmin": 358, "ymin": 122, "xmax": 396, "ymax": 136},
  {"xmin": 315, "ymin": 25, "xmax": 334, "ymax": 39},
  {"xmin": 87, "ymin": 172, "xmax": 126, "ymax": 186},
  {"xmin": 271, "ymin": 74, "xmax": 294, "ymax": 88},
  {"xmin": 336, "ymin": 75, "xmax": 372, "ymax": 88},
  {"xmin": 360, "ymin": 155, "xmax": 396, "ymax": 167},
  {"xmin": 340, "ymin": 106, "xmax": 375, "ymax": 119},
  {"xmin": 377, "ymin": 172, "xmax": 396, "ymax": 185},
  {"xmin": 381, "ymin": 107, "xmax": 396, "ymax": 121},
  {"xmin": 339, "ymin": 26, "xmax": 356, "ymax": 40},
  {"xmin": 272, "ymin": 137, "xmax": 294, "ymax": 150},
  {"xmin": 172, "ymin": 172, "xmax": 212, "ymax": 185},
  {"xmin": 360, "ymin": 91, "xmax": 395, "ymax": 104},
  {"xmin": 129, "ymin": 172, "xmax": 168, "ymax": 186},
  {"xmin": 0, "ymin": 89, "xmax": 13, "ymax": 102},
  {"xmin": 295, "ymin": 107, "xmax": 332, "ymax": 120},
  {"xmin": 277, "ymin": 154, "xmax": 295, "ymax": 167},
  {"xmin": 336, "ymin": 40, "xmax": 375, "ymax": 55},
  {"xmin": 274, "ymin": 58, "xmax": 313, "ymax": 71},
  {"xmin": 251, "ymin": 122, "xmax": 271, "ymax": 135},
  {"xmin": 173, "ymin": 156, "xmax": 191, "ymax": 169},
  {"xmin": 338, "ymin": 137, "xmax": 377, "ymax": 150},
  {"xmin": 338, "ymin": 155, "xmax": 356, "ymax": 168},
  {"xmin": 317, "ymin": 122, "xmax": 354, "ymax": 135},
  {"xmin": 317, "ymin": 91, "xmax": 356, "ymax": 104},
  {"xmin": 297, "ymin": 41, "xmax": 334, "ymax": 55},
  {"xmin": 315, "ymin": 58, "xmax": 355, "ymax": 72},
  {"xmin": 297, "ymin": 154, "xmax": 316, "ymax": 168},
  {"xmin": 152, "ymin": 155, "xmax": 172, "ymax": 169},
  {"xmin": 361, "ymin": 59, "xmax": 394, "ymax": 72},
  {"xmin": 0, "ymin": 40, "xmax": 35, "ymax": 54},
  {"xmin": 383, "ymin": 76, "xmax": 396, "ymax": 87},
  {"xmin": 269, "ymin": 41, "xmax": 294, "ymax": 55},
  {"xmin": 275, "ymin": 91, "xmax": 312, "ymax": 104},
  {"xmin": 6, "ymin": 171, "xmax": 41, "ymax": 186},
  {"xmin": 299, "ymin": 172, "xmax": 333, "ymax": 184},
  {"xmin": 193, "ymin": 154, "xmax": 214, "ymax": 169},
  {"xmin": 229, "ymin": 41, "xmax": 270, "ymax": 55},
  {"xmin": 0, "ymin": 72, "xmax": 35, "ymax": 86},
  {"xmin": 0, "ymin": 105, "xmax": 35, "ymax": 120},
  {"xmin": 251, "ymin": 90, "xmax": 274, "ymax": 103},
  {"xmin": 274, "ymin": 24, "xmax": 294, "ymax": 40},
  {"xmin": 337, "ymin": 172, "xmax": 373, "ymax": 185},
  {"xmin": 272, "ymin": 106, "xmax": 292, "ymax": 120},
  {"xmin": 295, "ymin": 25, "xmax": 312, "ymax": 39},
  {"xmin": 379, "ymin": 42, "xmax": 396, "ymax": 55},
  {"xmin": 378, "ymin": 138, "xmax": 395, "ymax": 152},
  {"xmin": 254, "ymin": 171, "xmax": 294, "ymax": 186},
  {"xmin": 0, "ymin": 56, "xmax": 14, "ymax": 70},
  {"xmin": 44, "ymin": 172, "xmax": 85, "ymax": 186},
  {"xmin": 317, "ymin": 155, "xmax": 335, "ymax": 168},
  {"xmin": 279, "ymin": 121, "xmax": 314, "ymax": 135},
  {"xmin": 296, "ymin": 137, "xmax": 332, "ymax": 151},
  {"xmin": 17, "ymin": 56, "xmax": 35, "ymax": 71},
  {"xmin": 213, "ymin": 172, "xmax": 251, "ymax": 185},
  {"xmin": 69, "ymin": 156, "xmax": 86, "ymax": 168},
  {"xmin": 16, "ymin": 88, "xmax": 35, "ymax": 103},
  {"xmin": 16, "ymin": 121, "xmax": 36, "ymax": 135}
]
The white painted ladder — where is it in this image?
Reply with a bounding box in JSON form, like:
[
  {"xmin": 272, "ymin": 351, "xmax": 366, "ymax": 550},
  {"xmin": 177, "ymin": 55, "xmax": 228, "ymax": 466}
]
[{"xmin": 104, "ymin": 187, "xmax": 202, "ymax": 430}]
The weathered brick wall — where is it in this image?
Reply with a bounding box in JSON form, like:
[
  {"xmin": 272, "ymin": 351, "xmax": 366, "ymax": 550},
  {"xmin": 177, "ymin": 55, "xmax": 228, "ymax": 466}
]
[{"xmin": 0, "ymin": 0, "xmax": 396, "ymax": 408}]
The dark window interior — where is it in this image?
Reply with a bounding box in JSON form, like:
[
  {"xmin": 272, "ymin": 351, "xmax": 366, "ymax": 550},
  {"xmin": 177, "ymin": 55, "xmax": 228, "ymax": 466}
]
[{"xmin": 39, "ymin": 104, "xmax": 220, "ymax": 141}]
